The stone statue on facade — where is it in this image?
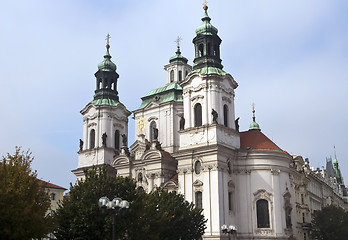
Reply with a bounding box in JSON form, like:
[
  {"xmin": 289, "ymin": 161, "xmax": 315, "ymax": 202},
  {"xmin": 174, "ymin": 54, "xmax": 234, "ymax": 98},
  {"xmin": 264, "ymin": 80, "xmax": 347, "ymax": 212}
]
[
  {"xmin": 179, "ymin": 116, "xmax": 185, "ymax": 130},
  {"xmin": 212, "ymin": 109, "xmax": 218, "ymax": 123},
  {"xmin": 235, "ymin": 117, "xmax": 240, "ymax": 132},
  {"xmin": 102, "ymin": 133, "xmax": 107, "ymax": 147},
  {"xmin": 121, "ymin": 134, "xmax": 127, "ymax": 147},
  {"xmin": 79, "ymin": 139, "xmax": 83, "ymax": 151}
]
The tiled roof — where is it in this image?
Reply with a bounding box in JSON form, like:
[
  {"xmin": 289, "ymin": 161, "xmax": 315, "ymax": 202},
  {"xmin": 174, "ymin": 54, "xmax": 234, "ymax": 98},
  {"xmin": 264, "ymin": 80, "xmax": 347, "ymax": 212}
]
[
  {"xmin": 240, "ymin": 129, "xmax": 288, "ymax": 155},
  {"xmin": 38, "ymin": 179, "xmax": 67, "ymax": 190}
]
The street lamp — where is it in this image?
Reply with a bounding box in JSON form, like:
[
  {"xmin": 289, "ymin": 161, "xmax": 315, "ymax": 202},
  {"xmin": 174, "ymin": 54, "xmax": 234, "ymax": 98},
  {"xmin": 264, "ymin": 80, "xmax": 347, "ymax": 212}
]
[
  {"xmin": 98, "ymin": 196, "xmax": 130, "ymax": 240},
  {"xmin": 221, "ymin": 224, "xmax": 237, "ymax": 239}
]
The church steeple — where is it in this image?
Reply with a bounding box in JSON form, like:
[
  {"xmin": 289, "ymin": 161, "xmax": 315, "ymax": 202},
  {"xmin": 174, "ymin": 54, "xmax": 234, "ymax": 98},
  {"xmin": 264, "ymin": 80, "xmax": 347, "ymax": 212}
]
[
  {"xmin": 94, "ymin": 34, "xmax": 120, "ymax": 101},
  {"xmin": 192, "ymin": 3, "xmax": 223, "ymax": 71}
]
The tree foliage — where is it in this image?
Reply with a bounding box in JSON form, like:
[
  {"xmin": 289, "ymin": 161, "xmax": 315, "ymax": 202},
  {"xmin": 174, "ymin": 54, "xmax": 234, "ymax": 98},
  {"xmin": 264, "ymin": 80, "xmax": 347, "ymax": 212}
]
[
  {"xmin": 311, "ymin": 204, "xmax": 348, "ymax": 240},
  {"xmin": 55, "ymin": 167, "xmax": 206, "ymax": 240},
  {"xmin": 0, "ymin": 147, "xmax": 54, "ymax": 240}
]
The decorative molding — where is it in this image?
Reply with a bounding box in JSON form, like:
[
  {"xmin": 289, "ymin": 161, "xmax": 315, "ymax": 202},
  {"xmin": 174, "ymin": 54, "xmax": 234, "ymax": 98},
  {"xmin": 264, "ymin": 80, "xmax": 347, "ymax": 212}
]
[
  {"xmin": 271, "ymin": 169, "xmax": 280, "ymax": 175},
  {"xmin": 148, "ymin": 117, "xmax": 159, "ymax": 122},
  {"xmin": 191, "ymin": 95, "xmax": 204, "ymax": 102},
  {"xmin": 193, "ymin": 179, "xmax": 204, "ymax": 187},
  {"xmin": 113, "ymin": 123, "xmax": 124, "ymax": 129},
  {"xmin": 88, "ymin": 122, "xmax": 97, "ymax": 128},
  {"xmin": 222, "ymin": 96, "xmax": 232, "ymax": 103}
]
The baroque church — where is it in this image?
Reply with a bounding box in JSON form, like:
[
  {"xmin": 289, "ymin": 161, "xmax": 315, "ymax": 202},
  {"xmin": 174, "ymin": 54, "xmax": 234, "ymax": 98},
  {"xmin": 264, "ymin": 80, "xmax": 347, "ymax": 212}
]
[{"xmin": 73, "ymin": 3, "xmax": 346, "ymax": 240}]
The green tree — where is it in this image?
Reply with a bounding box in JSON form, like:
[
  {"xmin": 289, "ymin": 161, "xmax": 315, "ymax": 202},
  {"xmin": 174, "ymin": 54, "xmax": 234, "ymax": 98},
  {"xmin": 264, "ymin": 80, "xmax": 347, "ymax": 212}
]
[
  {"xmin": 55, "ymin": 167, "xmax": 206, "ymax": 240},
  {"xmin": 311, "ymin": 204, "xmax": 348, "ymax": 240},
  {"xmin": 0, "ymin": 147, "xmax": 54, "ymax": 240}
]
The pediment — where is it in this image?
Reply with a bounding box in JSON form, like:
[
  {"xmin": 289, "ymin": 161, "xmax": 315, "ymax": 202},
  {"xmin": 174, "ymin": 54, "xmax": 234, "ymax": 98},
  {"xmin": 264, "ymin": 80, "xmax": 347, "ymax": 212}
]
[
  {"xmin": 143, "ymin": 149, "xmax": 162, "ymax": 160},
  {"xmin": 113, "ymin": 156, "xmax": 130, "ymax": 166},
  {"xmin": 144, "ymin": 102, "xmax": 160, "ymax": 110},
  {"xmin": 193, "ymin": 179, "xmax": 204, "ymax": 187},
  {"xmin": 163, "ymin": 180, "xmax": 178, "ymax": 190}
]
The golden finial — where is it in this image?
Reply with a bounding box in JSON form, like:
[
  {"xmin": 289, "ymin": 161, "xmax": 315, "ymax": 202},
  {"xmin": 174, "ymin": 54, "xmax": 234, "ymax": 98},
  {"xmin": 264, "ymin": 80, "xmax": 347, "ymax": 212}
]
[
  {"xmin": 203, "ymin": 0, "xmax": 208, "ymax": 11},
  {"xmin": 105, "ymin": 33, "xmax": 111, "ymax": 49},
  {"xmin": 175, "ymin": 36, "xmax": 182, "ymax": 48}
]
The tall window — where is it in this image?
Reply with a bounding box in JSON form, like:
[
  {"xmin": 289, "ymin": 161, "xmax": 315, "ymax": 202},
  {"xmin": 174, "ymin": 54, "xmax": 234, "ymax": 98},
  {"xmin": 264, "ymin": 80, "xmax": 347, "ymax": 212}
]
[
  {"xmin": 301, "ymin": 194, "xmax": 304, "ymax": 204},
  {"xmin": 51, "ymin": 193, "xmax": 56, "ymax": 201},
  {"xmin": 223, "ymin": 104, "xmax": 229, "ymax": 127},
  {"xmin": 115, "ymin": 130, "xmax": 120, "ymax": 150},
  {"xmin": 89, "ymin": 129, "xmax": 95, "ymax": 149},
  {"xmin": 138, "ymin": 172, "xmax": 143, "ymax": 183},
  {"xmin": 150, "ymin": 121, "xmax": 157, "ymax": 141},
  {"xmin": 228, "ymin": 192, "xmax": 233, "ymax": 211},
  {"xmin": 170, "ymin": 70, "xmax": 174, "ymax": 82},
  {"xmin": 178, "ymin": 70, "xmax": 182, "ymax": 81},
  {"xmin": 195, "ymin": 191, "xmax": 202, "ymax": 209},
  {"xmin": 194, "ymin": 103, "xmax": 202, "ymax": 127},
  {"xmin": 198, "ymin": 44, "xmax": 204, "ymax": 57},
  {"xmin": 256, "ymin": 199, "xmax": 270, "ymax": 228}
]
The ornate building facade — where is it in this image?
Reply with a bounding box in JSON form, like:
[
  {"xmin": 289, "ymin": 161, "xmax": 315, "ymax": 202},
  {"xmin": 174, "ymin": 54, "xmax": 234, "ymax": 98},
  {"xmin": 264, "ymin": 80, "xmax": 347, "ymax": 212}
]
[{"xmin": 73, "ymin": 4, "xmax": 346, "ymax": 240}]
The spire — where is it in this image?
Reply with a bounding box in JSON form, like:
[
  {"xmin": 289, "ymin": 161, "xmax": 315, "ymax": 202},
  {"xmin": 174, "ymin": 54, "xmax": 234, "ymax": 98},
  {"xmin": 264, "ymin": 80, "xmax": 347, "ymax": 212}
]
[
  {"xmin": 93, "ymin": 34, "xmax": 119, "ymax": 102},
  {"xmin": 333, "ymin": 146, "xmax": 343, "ymax": 184},
  {"xmin": 249, "ymin": 103, "xmax": 261, "ymax": 130}
]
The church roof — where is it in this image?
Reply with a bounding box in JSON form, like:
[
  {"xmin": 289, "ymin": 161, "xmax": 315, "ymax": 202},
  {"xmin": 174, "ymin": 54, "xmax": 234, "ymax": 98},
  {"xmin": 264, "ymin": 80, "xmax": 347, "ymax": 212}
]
[
  {"xmin": 136, "ymin": 83, "xmax": 183, "ymax": 110},
  {"xmin": 240, "ymin": 129, "xmax": 288, "ymax": 155}
]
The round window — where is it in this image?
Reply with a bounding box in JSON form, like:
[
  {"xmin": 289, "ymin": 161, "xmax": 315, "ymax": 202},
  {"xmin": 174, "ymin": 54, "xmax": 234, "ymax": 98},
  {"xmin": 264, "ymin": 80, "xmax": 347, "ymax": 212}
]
[{"xmin": 194, "ymin": 161, "xmax": 202, "ymax": 174}]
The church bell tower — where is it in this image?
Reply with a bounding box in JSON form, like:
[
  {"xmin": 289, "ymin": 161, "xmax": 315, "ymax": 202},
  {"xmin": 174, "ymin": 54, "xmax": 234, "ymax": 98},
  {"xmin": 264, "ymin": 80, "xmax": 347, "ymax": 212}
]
[{"xmin": 73, "ymin": 35, "xmax": 131, "ymax": 180}]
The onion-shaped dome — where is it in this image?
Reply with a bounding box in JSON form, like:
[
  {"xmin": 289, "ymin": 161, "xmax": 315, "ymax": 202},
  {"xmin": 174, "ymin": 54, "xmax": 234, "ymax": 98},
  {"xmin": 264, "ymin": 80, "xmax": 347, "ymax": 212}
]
[
  {"xmin": 98, "ymin": 44, "xmax": 116, "ymax": 71},
  {"xmin": 195, "ymin": 5, "xmax": 218, "ymax": 35}
]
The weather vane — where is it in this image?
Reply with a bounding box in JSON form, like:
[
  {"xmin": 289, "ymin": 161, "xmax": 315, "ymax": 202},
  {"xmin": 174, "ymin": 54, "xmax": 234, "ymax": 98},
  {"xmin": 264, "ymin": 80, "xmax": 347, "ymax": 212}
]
[{"xmin": 175, "ymin": 36, "xmax": 182, "ymax": 48}]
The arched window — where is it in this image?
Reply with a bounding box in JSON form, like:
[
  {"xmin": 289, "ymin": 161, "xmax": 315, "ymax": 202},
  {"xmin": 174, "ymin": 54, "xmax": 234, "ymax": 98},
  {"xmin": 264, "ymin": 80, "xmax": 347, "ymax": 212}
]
[
  {"xmin": 170, "ymin": 70, "xmax": 174, "ymax": 82},
  {"xmin": 256, "ymin": 199, "xmax": 270, "ymax": 228},
  {"xmin": 223, "ymin": 104, "xmax": 229, "ymax": 127},
  {"xmin": 195, "ymin": 191, "xmax": 202, "ymax": 209},
  {"xmin": 178, "ymin": 70, "xmax": 182, "ymax": 81},
  {"xmin": 194, "ymin": 103, "xmax": 202, "ymax": 127},
  {"xmin": 150, "ymin": 121, "xmax": 157, "ymax": 141},
  {"xmin": 198, "ymin": 44, "xmax": 204, "ymax": 57},
  {"xmin": 89, "ymin": 129, "xmax": 95, "ymax": 149},
  {"xmin": 115, "ymin": 130, "xmax": 120, "ymax": 150}
]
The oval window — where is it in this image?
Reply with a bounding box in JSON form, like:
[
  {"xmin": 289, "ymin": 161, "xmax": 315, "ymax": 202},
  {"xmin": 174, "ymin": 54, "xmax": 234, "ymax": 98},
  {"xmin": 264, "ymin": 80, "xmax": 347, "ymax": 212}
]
[{"xmin": 195, "ymin": 161, "xmax": 202, "ymax": 174}]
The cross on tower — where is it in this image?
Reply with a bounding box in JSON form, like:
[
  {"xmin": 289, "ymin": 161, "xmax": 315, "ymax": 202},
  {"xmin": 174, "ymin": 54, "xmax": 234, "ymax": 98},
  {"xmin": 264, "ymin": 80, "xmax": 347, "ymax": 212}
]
[
  {"xmin": 105, "ymin": 33, "xmax": 111, "ymax": 46},
  {"xmin": 175, "ymin": 36, "xmax": 182, "ymax": 48}
]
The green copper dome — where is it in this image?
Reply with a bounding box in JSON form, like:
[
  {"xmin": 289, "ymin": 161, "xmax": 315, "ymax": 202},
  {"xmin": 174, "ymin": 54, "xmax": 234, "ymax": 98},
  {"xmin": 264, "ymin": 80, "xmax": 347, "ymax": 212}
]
[
  {"xmin": 195, "ymin": 10, "xmax": 218, "ymax": 35},
  {"xmin": 169, "ymin": 46, "xmax": 188, "ymax": 64},
  {"xmin": 249, "ymin": 121, "xmax": 260, "ymax": 130},
  {"xmin": 249, "ymin": 105, "xmax": 261, "ymax": 131},
  {"xmin": 98, "ymin": 45, "xmax": 116, "ymax": 71}
]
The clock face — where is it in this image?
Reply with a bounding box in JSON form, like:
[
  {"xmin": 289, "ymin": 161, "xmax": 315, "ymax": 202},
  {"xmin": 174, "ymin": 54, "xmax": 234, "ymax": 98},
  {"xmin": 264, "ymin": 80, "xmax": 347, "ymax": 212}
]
[{"xmin": 137, "ymin": 117, "xmax": 145, "ymax": 134}]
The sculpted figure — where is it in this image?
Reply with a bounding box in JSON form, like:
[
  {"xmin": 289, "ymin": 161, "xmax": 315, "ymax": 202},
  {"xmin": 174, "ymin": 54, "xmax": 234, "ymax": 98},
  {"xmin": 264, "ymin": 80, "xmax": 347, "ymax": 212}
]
[
  {"xmin": 212, "ymin": 109, "xmax": 218, "ymax": 123},
  {"xmin": 102, "ymin": 133, "xmax": 107, "ymax": 147},
  {"xmin": 179, "ymin": 116, "xmax": 185, "ymax": 130}
]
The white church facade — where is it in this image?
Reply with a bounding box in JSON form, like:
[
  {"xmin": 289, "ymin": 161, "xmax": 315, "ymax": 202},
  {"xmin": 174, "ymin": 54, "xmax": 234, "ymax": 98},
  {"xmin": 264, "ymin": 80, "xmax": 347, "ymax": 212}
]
[{"xmin": 73, "ymin": 4, "xmax": 346, "ymax": 240}]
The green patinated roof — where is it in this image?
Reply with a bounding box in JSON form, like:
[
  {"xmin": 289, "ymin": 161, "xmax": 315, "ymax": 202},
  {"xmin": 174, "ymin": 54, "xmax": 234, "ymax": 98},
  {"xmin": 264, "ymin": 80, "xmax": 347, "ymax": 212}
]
[
  {"xmin": 196, "ymin": 11, "xmax": 218, "ymax": 35},
  {"xmin": 137, "ymin": 83, "xmax": 183, "ymax": 110},
  {"xmin": 188, "ymin": 66, "xmax": 227, "ymax": 76},
  {"xmin": 90, "ymin": 98, "xmax": 120, "ymax": 107},
  {"xmin": 249, "ymin": 121, "xmax": 260, "ymax": 130},
  {"xmin": 97, "ymin": 48, "xmax": 117, "ymax": 72},
  {"xmin": 169, "ymin": 46, "xmax": 188, "ymax": 64}
]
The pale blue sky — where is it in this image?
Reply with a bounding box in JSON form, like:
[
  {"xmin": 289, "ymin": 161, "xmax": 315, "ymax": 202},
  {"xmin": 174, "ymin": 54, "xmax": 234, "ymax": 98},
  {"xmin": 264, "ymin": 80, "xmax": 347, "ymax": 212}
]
[{"xmin": 1, "ymin": 0, "xmax": 347, "ymax": 189}]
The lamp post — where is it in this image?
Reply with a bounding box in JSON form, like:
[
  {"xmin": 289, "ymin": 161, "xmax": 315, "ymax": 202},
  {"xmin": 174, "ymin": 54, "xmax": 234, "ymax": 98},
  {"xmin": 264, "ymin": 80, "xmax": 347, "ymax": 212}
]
[
  {"xmin": 221, "ymin": 224, "xmax": 237, "ymax": 240},
  {"xmin": 98, "ymin": 196, "xmax": 129, "ymax": 240}
]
